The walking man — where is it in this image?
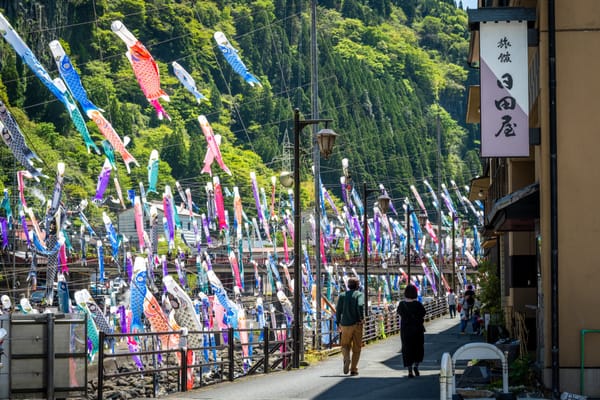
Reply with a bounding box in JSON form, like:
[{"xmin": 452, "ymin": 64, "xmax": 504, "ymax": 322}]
[
  {"xmin": 447, "ymin": 288, "xmax": 457, "ymax": 318},
  {"xmin": 336, "ymin": 277, "xmax": 364, "ymax": 376}
]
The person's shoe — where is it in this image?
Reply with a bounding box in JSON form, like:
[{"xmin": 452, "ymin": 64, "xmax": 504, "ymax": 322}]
[
  {"xmin": 414, "ymin": 366, "xmax": 420, "ymax": 376},
  {"xmin": 343, "ymin": 359, "xmax": 350, "ymax": 374},
  {"xmin": 407, "ymin": 366, "xmax": 414, "ymax": 378},
  {"xmin": 350, "ymin": 371, "xmax": 359, "ymax": 376}
]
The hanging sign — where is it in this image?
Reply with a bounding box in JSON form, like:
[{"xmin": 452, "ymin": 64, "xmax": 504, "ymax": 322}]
[{"xmin": 480, "ymin": 20, "xmax": 529, "ymax": 157}]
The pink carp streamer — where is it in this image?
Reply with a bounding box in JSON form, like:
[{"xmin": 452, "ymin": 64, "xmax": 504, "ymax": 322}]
[
  {"xmin": 213, "ymin": 176, "xmax": 227, "ymax": 230},
  {"xmin": 198, "ymin": 116, "xmax": 231, "ymax": 176},
  {"xmin": 229, "ymin": 251, "xmax": 243, "ymax": 291}
]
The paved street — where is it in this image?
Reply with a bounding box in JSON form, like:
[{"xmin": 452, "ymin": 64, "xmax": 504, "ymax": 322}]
[{"xmin": 161, "ymin": 316, "xmax": 482, "ymax": 400}]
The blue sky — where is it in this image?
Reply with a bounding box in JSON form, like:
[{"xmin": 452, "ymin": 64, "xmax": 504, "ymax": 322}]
[{"xmin": 461, "ymin": 0, "xmax": 478, "ymax": 9}]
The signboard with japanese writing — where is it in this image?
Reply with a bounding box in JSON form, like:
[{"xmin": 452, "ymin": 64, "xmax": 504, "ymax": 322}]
[{"xmin": 480, "ymin": 20, "xmax": 529, "ymax": 157}]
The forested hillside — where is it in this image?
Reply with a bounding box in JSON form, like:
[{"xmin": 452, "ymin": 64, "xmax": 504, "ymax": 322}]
[{"xmin": 0, "ymin": 0, "xmax": 480, "ymax": 223}]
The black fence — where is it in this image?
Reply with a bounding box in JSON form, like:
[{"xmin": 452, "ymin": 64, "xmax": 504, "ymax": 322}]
[
  {"xmin": 95, "ymin": 297, "xmax": 448, "ymax": 399},
  {"xmin": 97, "ymin": 325, "xmax": 292, "ymax": 399}
]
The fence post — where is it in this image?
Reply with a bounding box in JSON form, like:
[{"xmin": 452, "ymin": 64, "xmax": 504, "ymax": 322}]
[
  {"xmin": 98, "ymin": 331, "xmax": 105, "ymax": 400},
  {"xmin": 329, "ymin": 319, "xmax": 333, "ymax": 349},
  {"xmin": 228, "ymin": 327, "xmax": 234, "ymax": 381},
  {"xmin": 180, "ymin": 328, "xmax": 188, "ymax": 392},
  {"xmin": 151, "ymin": 332, "xmax": 158, "ymax": 397},
  {"xmin": 264, "ymin": 326, "xmax": 270, "ymax": 374},
  {"xmin": 180, "ymin": 347, "xmax": 187, "ymax": 392},
  {"xmin": 46, "ymin": 313, "xmax": 54, "ymax": 400}
]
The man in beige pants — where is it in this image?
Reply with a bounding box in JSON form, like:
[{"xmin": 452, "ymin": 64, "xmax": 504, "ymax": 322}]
[{"xmin": 336, "ymin": 277, "xmax": 365, "ymax": 376}]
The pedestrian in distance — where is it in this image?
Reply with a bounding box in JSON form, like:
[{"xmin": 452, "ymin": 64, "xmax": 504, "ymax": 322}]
[
  {"xmin": 447, "ymin": 288, "xmax": 457, "ymax": 318},
  {"xmin": 459, "ymin": 307, "xmax": 469, "ymax": 334},
  {"xmin": 397, "ymin": 284, "xmax": 426, "ymax": 378},
  {"xmin": 462, "ymin": 284, "xmax": 476, "ymax": 318},
  {"xmin": 336, "ymin": 276, "xmax": 364, "ymax": 376}
]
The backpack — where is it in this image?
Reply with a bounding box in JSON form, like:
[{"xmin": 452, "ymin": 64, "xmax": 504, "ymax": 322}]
[{"xmin": 466, "ymin": 295, "xmax": 475, "ymax": 306}]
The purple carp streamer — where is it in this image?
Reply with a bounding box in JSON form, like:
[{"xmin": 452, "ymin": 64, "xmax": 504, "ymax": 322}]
[{"xmin": 93, "ymin": 159, "xmax": 112, "ymax": 205}]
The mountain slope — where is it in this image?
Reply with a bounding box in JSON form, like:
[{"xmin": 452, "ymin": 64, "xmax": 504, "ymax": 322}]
[{"xmin": 0, "ymin": 0, "xmax": 480, "ymax": 224}]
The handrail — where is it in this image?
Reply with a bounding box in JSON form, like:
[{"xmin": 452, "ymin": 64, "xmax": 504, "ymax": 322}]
[
  {"xmin": 580, "ymin": 329, "xmax": 600, "ymax": 395},
  {"xmin": 95, "ymin": 299, "xmax": 448, "ymax": 398}
]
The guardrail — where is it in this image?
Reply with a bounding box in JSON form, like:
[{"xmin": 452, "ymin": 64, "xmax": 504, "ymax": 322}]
[
  {"xmin": 95, "ymin": 297, "xmax": 448, "ymax": 398},
  {"xmin": 97, "ymin": 325, "xmax": 292, "ymax": 398}
]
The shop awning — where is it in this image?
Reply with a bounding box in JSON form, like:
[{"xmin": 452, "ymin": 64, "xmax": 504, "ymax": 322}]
[
  {"xmin": 486, "ymin": 182, "xmax": 539, "ymax": 232},
  {"xmin": 481, "ymin": 238, "xmax": 497, "ymax": 249}
]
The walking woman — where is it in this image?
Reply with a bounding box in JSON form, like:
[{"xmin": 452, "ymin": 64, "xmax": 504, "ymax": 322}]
[{"xmin": 397, "ymin": 284, "xmax": 426, "ymax": 378}]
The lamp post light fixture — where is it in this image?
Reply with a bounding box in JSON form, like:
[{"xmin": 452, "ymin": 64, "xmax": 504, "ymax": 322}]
[
  {"xmin": 291, "ymin": 108, "xmax": 337, "ymax": 369},
  {"xmin": 451, "ymin": 213, "xmax": 457, "ymax": 294},
  {"xmin": 362, "ymin": 183, "xmax": 390, "ymax": 316}
]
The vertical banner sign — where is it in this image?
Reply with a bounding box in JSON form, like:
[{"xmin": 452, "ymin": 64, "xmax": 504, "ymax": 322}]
[{"xmin": 480, "ymin": 20, "xmax": 529, "ymax": 157}]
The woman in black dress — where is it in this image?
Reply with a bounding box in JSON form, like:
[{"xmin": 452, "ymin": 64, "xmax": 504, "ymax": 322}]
[{"xmin": 397, "ymin": 284, "xmax": 426, "ymax": 378}]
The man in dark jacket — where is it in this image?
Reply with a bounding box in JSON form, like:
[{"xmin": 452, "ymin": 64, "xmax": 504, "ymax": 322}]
[{"xmin": 336, "ymin": 277, "xmax": 364, "ymax": 376}]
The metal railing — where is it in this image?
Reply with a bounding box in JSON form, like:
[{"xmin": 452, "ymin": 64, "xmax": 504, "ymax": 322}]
[
  {"xmin": 97, "ymin": 325, "xmax": 292, "ymax": 398},
  {"xmin": 95, "ymin": 298, "xmax": 448, "ymax": 398}
]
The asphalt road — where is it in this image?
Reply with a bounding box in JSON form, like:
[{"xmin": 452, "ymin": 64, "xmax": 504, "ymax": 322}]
[{"xmin": 160, "ymin": 316, "xmax": 483, "ymax": 400}]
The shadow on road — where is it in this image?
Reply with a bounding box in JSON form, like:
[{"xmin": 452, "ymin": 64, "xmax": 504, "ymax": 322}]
[{"xmin": 312, "ymin": 322, "xmax": 482, "ymax": 400}]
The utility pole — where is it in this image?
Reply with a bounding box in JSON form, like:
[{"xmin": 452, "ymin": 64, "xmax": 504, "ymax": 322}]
[
  {"xmin": 310, "ymin": 0, "xmax": 322, "ymax": 350},
  {"xmin": 436, "ymin": 109, "xmax": 443, "ymax": 298}
]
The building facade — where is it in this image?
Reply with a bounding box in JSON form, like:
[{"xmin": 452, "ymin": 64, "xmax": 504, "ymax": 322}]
[{"xmin": 466, "ymin": 0, "xmax": 600, "ymax": 395}]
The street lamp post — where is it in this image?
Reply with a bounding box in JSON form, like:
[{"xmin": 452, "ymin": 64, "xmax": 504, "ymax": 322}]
[
  {"xmin": 405, "ymin": 201, "xmax": 411, "ymax": 284},
  {"xmin": 292, "ymin": 108, "xmax": 337, "ymax": 369},
  {"xmin": 362, "ymin": 183, "xmax": 390, "ymax": 317},
  {"xmin": 451, "ymin": 214, "xmax": 456, "ymax": 293}
]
